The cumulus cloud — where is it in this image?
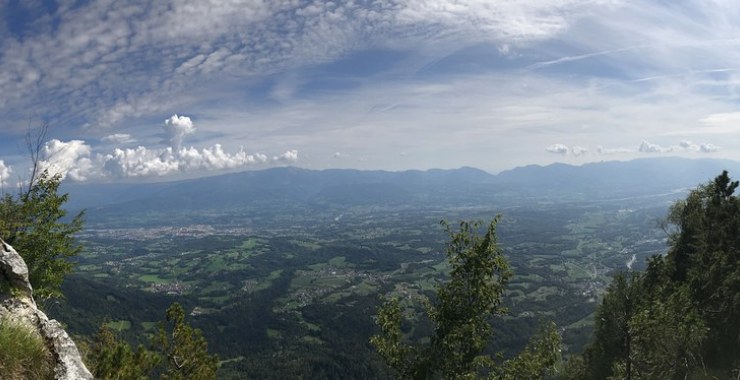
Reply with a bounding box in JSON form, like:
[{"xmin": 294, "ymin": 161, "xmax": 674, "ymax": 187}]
[
  {"xmin": 102, "ymin": 133, "xmax": 136, "ymax": 144},
  {"xmin": 597, "ymin": 140, "xmax": 719, "ymax": 156},
  {"xmin": 273, "ymin": 150, "xmax": 299, "ymax": 163},
  {"xmin": 0, "ymin": 160, "xmax": 12, "ymax": 188},
  {"xmin": 545, "ymin": 144, "xmax": 569, "ymax": 155},
  {"xmin": 34, "ymin": 115, "xmax": 298, "ymax": 181},
  {"xmin": 679, "ymin": 140, "xmax": 699, "ymax": 151},
  {"xmin": 39, "ymin": 139, "xmax": 96, "ymax": 181},
  {"xmin": 700, "ymin": 143, "xmax": 718, "ymax": 153},
  {"xmin": 545, "ymin": 144, "xmax": 588, "ymax": 156},
  {"xmin": 571, "ymin": 146, "xmax": 588, "ymax": 156},
  {"xmin": 638, "ymin": 140, "xmax": 718, "ymax": 154},
  {"xmin": 100, "ymin": 145, "xmax": 291, "ymax": 178},
  {"xmin": 163, "ymin": 115, "xmax": 195, "ymax": 151},
  {"xmin": 638, "ymin": 140, "xmax": 667, "ymax": 153}
]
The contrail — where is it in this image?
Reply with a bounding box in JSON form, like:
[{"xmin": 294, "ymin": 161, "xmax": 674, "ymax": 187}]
[{"xmin": 526, "ymin": 45, "xmax": 649, "ymax": 70}]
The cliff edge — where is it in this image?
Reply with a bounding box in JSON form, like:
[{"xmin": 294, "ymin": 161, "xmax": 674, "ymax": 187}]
[{"xmin": 0, "ymin": 239, "xmax": 93, "ymax": 380}]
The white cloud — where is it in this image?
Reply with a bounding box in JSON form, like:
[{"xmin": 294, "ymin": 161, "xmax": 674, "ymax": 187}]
[
  {"xmin": 545, "ymin": 143, "xmax": 569, "ymax": 154},
  {"xmin": 597, "ymin": 139, "xmax": 720, "ymax": 156},
  {"xmin": 679, "ymin": 140, "xmax": 699, "ymax": 151},
  {"xmin": 0, "ymin": 0, "xmax": 617, "ymax": 132},
  {"xmin": 0, "ymin": 160, "xmax": 12, "ymax": 188},
  {"xmin": 272, "ymin": 150, "xmax": 298, "ymax": 163},
  {"xmin": 4, "ymin": 1, "xmax": 740, "ymax": 172},
  {"xmin": 700, "ymin": 143, "xmax": 719, "ymax": 153},
  {"xmin": 544, "ymin": 144, "xmax": 588, "ymax": 156},
  {"xmin": 638, "ymin": 140, "xmax": 668, "ymax": 153},
  {"xmin": 34, "ymin": 115, "xmax": 298, "ymax": 181},
  {"xmin": 163, "ymin": 114, "xmax": 195, "ymax": 151},
  {"xmin": 102, "ymin": 133, "xmax": 136, "ymax": 144},
  {"xmin": 571, "ymin": 146, "xmax": 588, "ymax": 156},
  {"xmin": 597, "ymin": 146, "xmax": 633, "ymax": 155},
  {"xmin": 699, "ymin": 112, "xmax": 740, "ymax": 126},
  {"xmin": 100, "ymin": 145, "xmax": 283, "ymax": 178},
  {"xmin": 39, "ymin": 139, "xmax": 95, "ymax": 181},
  {"xmin": 102, "ymin": 147, "xmax": 179, "ymax": 178}
]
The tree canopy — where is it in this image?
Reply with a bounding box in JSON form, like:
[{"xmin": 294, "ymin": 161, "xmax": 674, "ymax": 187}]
[
  {"xmin": 569, "ymin": 171, "xmax": 740, "ymax": 379},
  {"xmin": 0, "ymin": 170, "xmax": 83, "ymax": 299},
  {"xmin": 372, "ymin": 217, "xmax": 561, "ymax": 379}
]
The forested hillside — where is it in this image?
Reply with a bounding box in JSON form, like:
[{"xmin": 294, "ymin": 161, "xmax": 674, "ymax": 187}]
[{"xmin": 565, "ymin": 171, "xmax": 740, "ymax": 379}]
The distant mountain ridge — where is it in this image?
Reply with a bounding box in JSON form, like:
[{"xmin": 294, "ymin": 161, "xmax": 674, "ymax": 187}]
[{"xmin": 62, "ymin": 157, "xmax": 740, "ymax": 222}]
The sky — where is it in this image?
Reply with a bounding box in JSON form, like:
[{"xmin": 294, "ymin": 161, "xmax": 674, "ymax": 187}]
[{"xmin": 1, "ymin": 0, "xmax": 739, "ymax": 185}]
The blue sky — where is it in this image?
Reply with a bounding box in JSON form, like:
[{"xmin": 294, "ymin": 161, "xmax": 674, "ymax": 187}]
[{"xmin": 1, "ymin": 0, "xmax": 739, "ymax": 184}]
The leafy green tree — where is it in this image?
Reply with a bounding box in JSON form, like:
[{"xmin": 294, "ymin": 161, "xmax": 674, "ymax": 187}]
[
  {"xmin": 88, "ymin": 303, "xmax": 219, "ymax": 380},
  {"xmin": 496, "ymin": 321, "xmax": 561, "ymax": 380},
  {"xmin": 372, "ymin": 217, "xmax": 561, "ymax": 379},
  {"xmin": 0, "ymin": 170, "xmax": 84, "ymax": 299},
  {"xmin": 153, "ymin": 303, "xmax": 219, "ymax": 380},
  {"xmin": 88, "ymin": 325, "xmax": 160, "ymax": 380},
  {"xmin": 628, "ymin": 287, "xmax": 706, "ymax": 380}
]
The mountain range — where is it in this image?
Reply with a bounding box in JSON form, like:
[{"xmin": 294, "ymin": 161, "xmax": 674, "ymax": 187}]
[{"xmin": 62, "ymin": 157, "xmax": 740, "ymax": 224}]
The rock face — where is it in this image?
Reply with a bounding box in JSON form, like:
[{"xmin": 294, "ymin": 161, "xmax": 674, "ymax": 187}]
[{"xmin": 0, "ymin": 239, "xmax": 93, "ymax": 380}]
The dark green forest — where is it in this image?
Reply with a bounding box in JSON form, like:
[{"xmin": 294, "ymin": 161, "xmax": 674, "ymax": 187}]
[{"xmin": 565, "ymin": 171, "xmax": 740, "ymax": 379}]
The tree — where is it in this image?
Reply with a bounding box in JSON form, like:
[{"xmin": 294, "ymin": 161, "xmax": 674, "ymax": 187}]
[
  {"xmin": 581, "ymin": 272, "xmax": 643, "ymax": 380},
  {"xmin": 371, "ymin": 217, "xmax": 561, "ymax": 379},
  {"xmin": 88, "ymin": 303, "xmax": 219, "ymax": 380},
  {"xmin": 497, "ymin": 321, "xmax": 561, "ymax": 380},
  {"xmin": 574, "ymin": 171, "xmax": 740, "ymax": 379},
  {"xmin": 662, "ymin": 170, "xmax": 740, "ymax": 370},
  {"xmin": 88, "ymin": 325, "xmax": 160, "ymax": 380},
  {"xmin": 0, "ymin": 170, "xmax": 84, "ymax": 299},
  {"xmin": 152, "ymin": 303, "xmax": 219, "ymax": 380},
  {"xmin": 0, "ymin": 123, "xmax": 84, "ymax": 300}
]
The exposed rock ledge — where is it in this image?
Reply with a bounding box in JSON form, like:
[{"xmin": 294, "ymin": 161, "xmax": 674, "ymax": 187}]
[{"xmin": 0, "ymin": 239, "xmax": 93, "ymax": 380}]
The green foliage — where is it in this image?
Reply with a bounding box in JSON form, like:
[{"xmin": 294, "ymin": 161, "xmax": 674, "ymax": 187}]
[
  {"xmin": 0, "ymin": 170, "xmax": 84, "ymax": 299},
  {"xmin": 371, "ymin": 297, "xmax": 412, "ymax": 376},
  {"xmin": 88, "ymin": 303, "xmax": 219, "ymax": 380},
  {"xmin": 88, "ymin": 325, "xmax": 160, "ymax": 380},
  {"xmin": 628, "ymin": 288, "xmax": 706, "ymax": 379},
  {"xmin": 0, "ymin": 320, "xmax": 54, "ymax": 380},
  {"xmin": 372, "ymin": 217, "xmax": 560, "ymax": 379},
  {"xmin": 581, "ymin": 272, "xmax": 643, "ymax": 379},
  {"xmin": 575, "ymin": 171, "xmax": 740, "ymax": 379},
  {"xmin": 495, "ymin": 321, "xmax": 561, "ymax": 380},
  {"xmin": 153, "ymin": 303, "xmax": 219, "ymax": 380}
]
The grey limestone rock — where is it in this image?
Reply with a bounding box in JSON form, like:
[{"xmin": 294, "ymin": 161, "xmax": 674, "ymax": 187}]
[
  {"xmin": 0, "ymin": 239, "xmax": 93, "ymax": 380},
  {"xmin": 0, "ymin": 239, "xmax": 33, "ymax": 296}
]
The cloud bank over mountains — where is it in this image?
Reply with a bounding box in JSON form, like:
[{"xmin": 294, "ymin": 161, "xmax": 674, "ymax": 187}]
[
  {"xmin": 546, "ymin": 140, "xmax": 719, "ymax": 157},
  {"xmin": 31, "ymin": 115, "xmax": 298, "ymax": 182}
]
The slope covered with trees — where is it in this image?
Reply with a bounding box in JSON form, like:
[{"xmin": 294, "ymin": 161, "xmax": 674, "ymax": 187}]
[{"xmin": 568, "ymin": 171, "xmax": 740, "ymax": 379}]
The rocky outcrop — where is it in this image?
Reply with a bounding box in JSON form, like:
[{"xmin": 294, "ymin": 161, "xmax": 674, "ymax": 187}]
[{"xmin": 0, "ymin": 239, "xmax": 93, "ymax": 380}]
